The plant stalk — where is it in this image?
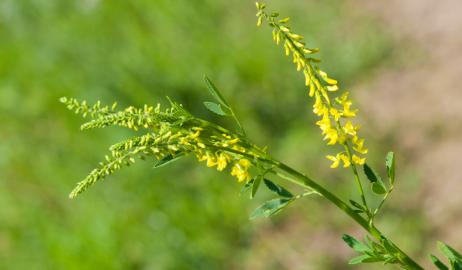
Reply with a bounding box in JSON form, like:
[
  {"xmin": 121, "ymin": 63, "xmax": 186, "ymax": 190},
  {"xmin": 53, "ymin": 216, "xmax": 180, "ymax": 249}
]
[{"xmin": 273, "ymin": 160, "xmax": 424, "ymax": 270}]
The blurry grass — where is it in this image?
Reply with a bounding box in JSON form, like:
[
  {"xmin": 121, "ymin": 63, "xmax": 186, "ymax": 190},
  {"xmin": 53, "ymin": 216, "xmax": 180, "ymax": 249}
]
[{"xmin": 0, "ymin": 0, "xmax": 393, "ymax": 269}]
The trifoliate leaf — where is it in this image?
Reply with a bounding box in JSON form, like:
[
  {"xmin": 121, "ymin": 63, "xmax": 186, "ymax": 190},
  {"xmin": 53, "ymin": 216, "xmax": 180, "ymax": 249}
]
[
  {"xmin": 203, "ymin": 102, "xmax": 231, "ymax": 116},
  {"xmin": 263, "ymin": 179, "xmax": 293, "ymax": 198},
  {"xmin": 249, "ymin": 198, "xmax": 292, "ymax": 219},
  {"xmin": 386, "ymin": 152, "xmax": 395, "ymax": 185}
]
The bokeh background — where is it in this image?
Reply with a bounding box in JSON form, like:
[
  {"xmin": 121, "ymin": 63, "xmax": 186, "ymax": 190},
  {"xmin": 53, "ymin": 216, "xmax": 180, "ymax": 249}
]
[{"xmin": 1, "ymin": 0, "xmax": 461, "ymax": 269}]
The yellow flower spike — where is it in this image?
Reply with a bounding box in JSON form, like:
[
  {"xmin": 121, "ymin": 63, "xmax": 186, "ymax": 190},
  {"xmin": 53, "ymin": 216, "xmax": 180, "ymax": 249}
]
[
  {"xmin": 339, "ymin": 154, "xmax": 351, "ymax": 168},
  {"xmin": 326, "ymin": 155, "xmax": 340, "ymax": 168},
  {"xmin": 352, "ymin": 155, "xmax": 366, "ymax": 165},
  {"xmin": 256, "ymin": 5, "xmax": 369, "ymax": 170}
]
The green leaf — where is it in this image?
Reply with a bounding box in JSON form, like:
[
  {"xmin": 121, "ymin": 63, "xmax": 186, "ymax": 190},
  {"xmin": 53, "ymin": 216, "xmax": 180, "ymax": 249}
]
[
  {"xmin": 430, "ymin": 255, "xmax": 449, "ymax": 270},
  {"xmin": 382, "ymin": 238, "xmax": 398, "ymax": 254},
  {"xmin": 240, "ymin": 179, "xmax": 254, "ymax": 194},
  {"xmin": 203, "ymin": 102, "xmax": 230, "ymax": 116},
  {"xmin": 153, "ymin": 154, "xmax": 184, "ymax": 168},
  {"xmin": 363, "ymin": 164, "xmax": 387, "ymax": 195},
  {"xmin": 386, "ymin": 152, "xmax": 395, "ymax": 185},
  {"xmin": 372, "ymin": 181, "xmax": 387, "ymax": 195},
  {"xmin": 363, "ymin": 163, "xmax": 381, "ymax": 183},
  {"xmin": 251, "ymin": 176, "xmax": 262, "ymax": 199},
  {"xmin": 348, "ymin": 255, "xmax": 381, "ymax": 264},
  {"xmin": 263, "ymin": 179, "xmax": 293, "ymax": 198},
  {"xmin": 203, "ymin": 75, "xmax": 230, "ymax": 107},
  {"xmin": 438, "ymin": 241, "xmax": 462, "ymax": 269},
  {"xmin": 249, "ymin": 198, "xmax": 292, "ymax": 219},
  {"xmin": 349, "ymin": 200, "xmax": 366, "ymax": 212},
  {"xmin": 342, "ymin": 234, "xmax": 370, "ymax": 253},
  {"xmin": 349, "ymin": 255, "xmax": 371, "ymax": 265}
]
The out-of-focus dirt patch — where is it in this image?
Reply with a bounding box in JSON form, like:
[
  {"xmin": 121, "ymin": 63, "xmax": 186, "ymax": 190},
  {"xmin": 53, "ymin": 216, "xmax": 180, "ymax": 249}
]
[{"xmin": 356, "ymin": 0, "xmax": 462, "ymax": 254}]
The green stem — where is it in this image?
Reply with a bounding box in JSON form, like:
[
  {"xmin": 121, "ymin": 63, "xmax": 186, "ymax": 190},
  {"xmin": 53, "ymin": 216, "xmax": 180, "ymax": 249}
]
[
  {"xmin": 343, "ymin": 141, "xmax": 370, "ymax": 215},
  {"xmin": 373, "ymin": 185, "xmax": 394, "ymax": 219},
  {"xmin": 272, "ymin": 160, "xmax": 424, "ymax": 270}
]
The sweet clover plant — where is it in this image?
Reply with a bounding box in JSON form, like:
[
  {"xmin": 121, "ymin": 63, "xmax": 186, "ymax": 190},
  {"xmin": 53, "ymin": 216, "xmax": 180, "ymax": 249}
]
[{"xmin": 61, "ymin": 3, "xmax": 461, "ymax": 269}]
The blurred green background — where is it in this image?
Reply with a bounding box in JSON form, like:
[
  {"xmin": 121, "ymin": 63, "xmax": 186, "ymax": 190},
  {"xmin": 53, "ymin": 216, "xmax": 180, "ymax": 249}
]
[{"xmin": 0, "ymin": 0, "xmax": 438, "ymax": 269}]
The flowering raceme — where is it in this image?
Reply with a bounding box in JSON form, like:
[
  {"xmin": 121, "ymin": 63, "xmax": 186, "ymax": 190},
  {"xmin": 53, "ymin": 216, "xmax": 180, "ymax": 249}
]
[
  {"xmin": 60, "ymin": 97, "xmax": 259, "ymax": 197},
  {"xmin": 256, "ymin": 2, "xmax": 367, "ymax": 169}
]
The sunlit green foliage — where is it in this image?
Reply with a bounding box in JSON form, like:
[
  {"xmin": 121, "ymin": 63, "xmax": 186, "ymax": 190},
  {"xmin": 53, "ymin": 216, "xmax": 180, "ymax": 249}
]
[{"xmin": 0, "ymin": 0, "xmax": 412, "ymax": 269}]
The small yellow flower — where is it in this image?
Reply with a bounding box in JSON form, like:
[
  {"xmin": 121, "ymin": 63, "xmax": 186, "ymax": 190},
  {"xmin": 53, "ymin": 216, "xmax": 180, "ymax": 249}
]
[
  {"xmin": 231, "ymin": 159, "xmax": 252, "ymax": 182},
  {"xmin": 216, "ymin": 153, "xmax": 229, "ymax": 171},
  {"xmin": 330, "ymin": 108, "xmax": 341, "ymax": 121},
  {"xmin": 339, "ymin": 153, "xmax": 351, "ymax": 168},
  {"xmin": 196, "ymin": 151, "xmax": 208, "ymax": 162},
  {"xmin": 353, "ymin": 138, "xmax": 368, "ymax": 154},
  {"xmin": 206, "ymin": 154, "xmax": 217, "ymax": 168},
  {"xmin": 313, "ymin": 97, "xmax": 326, "ymax": 116},
  {"xmin": 343, "ymin": 121, "xmax": 357, "ymax": 136},
  {"xmin": 352, "ymin": 155, "xmax": 366, "ymax": 165},
  {"xmin": 316, "ymin": 114, "xmax": 331, "ymax": 133},
  {"xmin": 324, "ymin": 128, "xmax": 338, "ymax": 145},
  {"xmin": 326, "ymin": 154, "xmax": 340, "ymax": 168}
]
